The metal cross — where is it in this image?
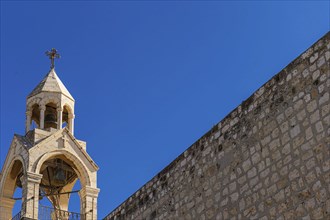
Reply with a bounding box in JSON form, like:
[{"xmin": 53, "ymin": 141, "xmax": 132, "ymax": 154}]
[{"xmin": 45, "ymin": 48, "xmax": 60, "ymax": 69}]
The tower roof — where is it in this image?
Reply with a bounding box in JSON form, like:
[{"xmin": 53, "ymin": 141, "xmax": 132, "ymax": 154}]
[{"xmin": 28, "ymin": 68, "xmax": 74, "ymax": 101}]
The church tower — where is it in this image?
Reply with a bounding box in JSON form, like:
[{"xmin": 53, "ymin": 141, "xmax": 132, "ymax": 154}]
[{"xmin": 0, "ymin": 49, "xmax": 99, "ymax": 220}]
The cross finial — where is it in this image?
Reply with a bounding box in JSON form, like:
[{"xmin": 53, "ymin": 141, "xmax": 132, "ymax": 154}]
[{"xmin": 45, "ymin": 48, "xmax": 60, "ymax": 69}]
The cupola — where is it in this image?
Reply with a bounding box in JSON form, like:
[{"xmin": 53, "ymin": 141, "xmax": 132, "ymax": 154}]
[{"xmin": 25, "ymin": 49, "xmax": 75, "ymax": 134}]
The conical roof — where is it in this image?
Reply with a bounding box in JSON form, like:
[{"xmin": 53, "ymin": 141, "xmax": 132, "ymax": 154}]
[{"xmin": 27, "ymin": 68, "xmax": 74, "ymax": 101}]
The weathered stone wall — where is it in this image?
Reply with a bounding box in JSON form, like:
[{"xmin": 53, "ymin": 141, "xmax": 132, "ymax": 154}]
[{"xmin": 104, "ymin": 32, "xmax": 330, "ymax": 220}]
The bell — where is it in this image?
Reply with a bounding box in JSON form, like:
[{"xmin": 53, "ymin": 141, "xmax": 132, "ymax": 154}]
[
  {"xmin": 44, "ymin": 113, "xmax": 57, "ymax": 129},
  {"xmin": 53, "ymin": 167, "xmax": 66, "ymax": 185}
]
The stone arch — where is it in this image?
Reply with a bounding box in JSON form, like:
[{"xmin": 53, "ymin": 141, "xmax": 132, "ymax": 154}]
[
  {"xmin": 30, "ymin": 103, "xmax": 40, "ymax": 128},
  {"xmin": 0, "ymin": 155, "xmax": 26, "ymax": 204},
  {"xmin": 33, "ymin": 150, "xmax": 91, "ymax": 187},
  {"xmin": 43, "ymin": 100, "xmax": 60, "ymax": 109},
  {"xmin": 39, "ymin": 96, "xmax": 60, "ymax": 108},
  {"xmin": 27, "ymin": 97, "xmax": 42, "ymax": 111},
  {"xmin": 0, "ymin": 156, "xmax": 25, "ymax": 219},
  {"xmin": 62, "ymin": 104, "xmax": 73, "ymax": 128},
  {"xmin": 26, "ymin": 98, "xmax": 42, "ymax": 131},
  {"xmin": 62, "ymin": 103, "xmax": 73, "ymax": 114}
]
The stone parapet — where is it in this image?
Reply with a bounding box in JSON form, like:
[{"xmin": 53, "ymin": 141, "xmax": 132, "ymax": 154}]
[{"xmin": 104, "ymin": 32, "xmax": 330, "ymax": 220}]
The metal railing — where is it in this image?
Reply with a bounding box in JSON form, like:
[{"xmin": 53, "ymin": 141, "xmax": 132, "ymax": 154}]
[
  {"xmin": 39, "ymin": 205, "xmax": 82, "ymax": 220},
  {"xmin": 12, "ymin": 206, "xmax": 82, "ymax": 220}
]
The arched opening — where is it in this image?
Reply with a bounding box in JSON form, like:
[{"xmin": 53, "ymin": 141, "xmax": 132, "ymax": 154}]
[
  {"xmin": 33, "ymin": 150, "xmax": 97, "ymax": 218},
  {"xmin": 30, "ymin": 104, "xmax": 40, "ymax": 129},
  {"xmin": 44, "ymin": 103, "xmax": 58, "ymax": 129},
  {"xmin": 0, "ymin": 159, "xmax": 24, "ymax": 219},
  {"xmin": 62, "ymin": 105, "xmax": 70, "ymax": 129},
  {"xmin": 37, "ymin": 155, "xmax": 83, "ymax": 218}
]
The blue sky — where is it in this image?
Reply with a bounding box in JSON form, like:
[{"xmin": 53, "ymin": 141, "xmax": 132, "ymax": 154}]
[{"xmin": 1, "ymin": 1, "xmax": 329, "ymax": 218}]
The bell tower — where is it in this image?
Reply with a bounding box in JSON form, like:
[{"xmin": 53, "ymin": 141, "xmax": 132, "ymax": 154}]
[{"xmin": 0, "ymin": 49, "xmax": 99, "ymax": 220}]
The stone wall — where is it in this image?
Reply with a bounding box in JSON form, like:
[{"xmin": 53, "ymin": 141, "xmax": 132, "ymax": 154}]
[{"xmin": 104, "ymin": 32, "xmax": 330, "ymax": 220}]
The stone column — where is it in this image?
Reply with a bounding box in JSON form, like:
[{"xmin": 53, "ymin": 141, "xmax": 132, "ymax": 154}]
[
  {"xmin": 21, "ymin": 172, "xmax": 43, "ymax": 220},
  {"xmin": 0, "ymin": 197, "xmax": 16, "ymax": 220},
  {"xmin": 25, "ymin": 110, "xmax": 32, "ymax": 133},
  {"xmin": 79, "ymin": 186, "xmax": 100, "ymax": 220},
  {"xmin": 68, "ymin": 113, "xmax": 75, "ymax": 135},
  {"xmin": 57, "ymin": 107, "xmax": 63, "ymax": 129},
  {"xmin": 39, "ymin": 105, "xmax": 46, "ymax": 129}
]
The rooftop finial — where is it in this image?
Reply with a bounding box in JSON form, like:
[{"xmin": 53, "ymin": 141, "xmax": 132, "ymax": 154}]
[{"xmin": 45, "ymin": 48, "xmax": 60, "ymax": 69}]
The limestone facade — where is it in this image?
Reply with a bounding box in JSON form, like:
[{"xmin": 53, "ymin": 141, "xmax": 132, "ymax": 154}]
[
  {"xmin": 0, "ymin": 68, "xmax": 99, "ymax": 220},
  {"xmin": 104, "ymin": 32, "xmax": 330, "ymax": 220}
]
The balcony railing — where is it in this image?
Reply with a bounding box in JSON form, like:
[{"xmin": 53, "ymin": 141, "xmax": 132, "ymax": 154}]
[
  {"xmin": 39, "ymin": 205, "xmax": 82, "ymax": 220},
  {"xmin": 12, "ymin": 205, "xmax": 82, "ymax": 220}
]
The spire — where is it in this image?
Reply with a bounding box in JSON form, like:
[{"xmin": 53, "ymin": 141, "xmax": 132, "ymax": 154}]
[{"xmin": 27, "ymin": 68, "xmax": 74, "ymax": 101}]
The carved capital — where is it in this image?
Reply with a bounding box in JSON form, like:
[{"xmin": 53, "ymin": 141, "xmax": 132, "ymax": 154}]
[
  {"xmin": 40, "ymin": 105, "xmax": 46, "ymax": 111},
  {"xmin": 79, "ymin": 186, "xmax": 100, "ymax": 199},
  {"xmin": 25, "ymin": 171, "xmax": 43, "ymax": 184}
]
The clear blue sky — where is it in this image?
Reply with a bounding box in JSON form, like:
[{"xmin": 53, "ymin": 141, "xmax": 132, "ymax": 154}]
[{"xmin": 1, "ymin": 1, "xmax": 329, "ymax": 218}]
